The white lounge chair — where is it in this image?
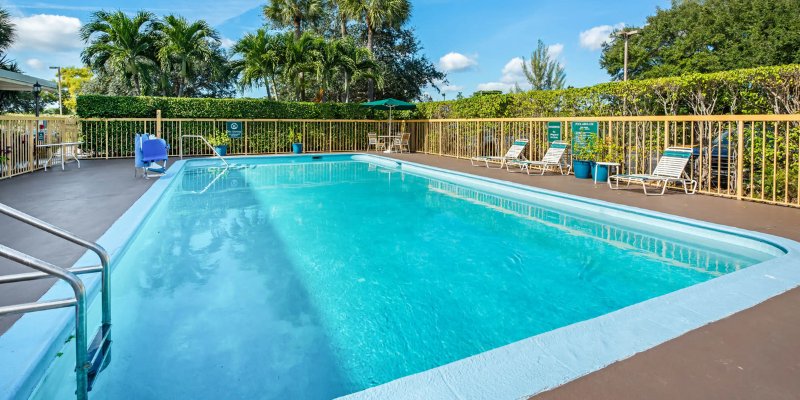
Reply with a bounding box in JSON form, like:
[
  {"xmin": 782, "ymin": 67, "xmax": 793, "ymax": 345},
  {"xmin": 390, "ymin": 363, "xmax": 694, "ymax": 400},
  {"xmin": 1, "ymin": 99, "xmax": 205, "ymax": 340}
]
[
  {"xmin": 609, "ymin": 147, "xmax": 698, "ymax": 195},
  {"xmin": 507, "ymin": 141, "xmax": 571, "ymax": 175},
  {"xmin": 470, "ymin": 139, "xmax": 529, "ymax": 169}
]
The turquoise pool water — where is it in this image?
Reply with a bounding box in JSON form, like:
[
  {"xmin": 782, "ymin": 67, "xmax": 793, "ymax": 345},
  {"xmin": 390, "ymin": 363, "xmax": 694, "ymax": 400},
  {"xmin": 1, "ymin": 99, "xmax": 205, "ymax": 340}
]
[{"xmin": 31, "ymin": 156, "xmax": 774, "ymax": 399}]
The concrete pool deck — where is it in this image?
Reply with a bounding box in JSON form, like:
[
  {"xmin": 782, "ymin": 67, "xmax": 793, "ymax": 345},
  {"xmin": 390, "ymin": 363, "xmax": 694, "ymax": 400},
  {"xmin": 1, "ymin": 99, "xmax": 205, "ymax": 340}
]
[{"xmin": 1, "ymin": 154, "xmax": 799, "ymax": 399}]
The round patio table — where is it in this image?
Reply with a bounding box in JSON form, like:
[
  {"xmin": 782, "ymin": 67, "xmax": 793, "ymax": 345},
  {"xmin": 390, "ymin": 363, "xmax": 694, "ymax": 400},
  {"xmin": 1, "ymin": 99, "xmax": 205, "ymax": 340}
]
[{"xmin": 378, "ymin": 135, "xmax": 400, "ymax": 153}]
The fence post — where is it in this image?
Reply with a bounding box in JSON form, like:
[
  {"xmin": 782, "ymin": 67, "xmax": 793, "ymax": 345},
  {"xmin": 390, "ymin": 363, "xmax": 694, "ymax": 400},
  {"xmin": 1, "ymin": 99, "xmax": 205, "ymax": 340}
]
[
  {"xmin": 736, "ymin": 120, "xmax": 744, "ymax": 200},
  {"xmin": 244, "ymin": 121, "xmax": 249, "ymax": 155},
  {"xmin": 664, "ymin": 121, "xmax": 669, "ymax": 149},
  {"xmin": 328, "ymin": 121, "xmax": 332, "ymax": 152},
  {"xmin": 28, "ymin": 121, "xmax": 35, "ymax": 172},
  {"xmin": 178, "ymin": 121, "xmax": 183, "ymax": 158},
  {"xmin": 156, "ymin": 110, "xmax": 162, "ymax": 138},
  {"xmin": 104, "ymin": 120, "xmax": 109, "ymax": 159},
  {"xmin": 456, "ymin": 121, "xmax": 461, "ymax": 159}
]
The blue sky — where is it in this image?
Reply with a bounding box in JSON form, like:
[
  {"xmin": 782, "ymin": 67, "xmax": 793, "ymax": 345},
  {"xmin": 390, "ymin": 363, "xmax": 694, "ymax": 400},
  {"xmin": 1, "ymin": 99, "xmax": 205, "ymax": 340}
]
[{"xmin": 2, "ymin": 0, "xmax": 670, "ymax": 98}]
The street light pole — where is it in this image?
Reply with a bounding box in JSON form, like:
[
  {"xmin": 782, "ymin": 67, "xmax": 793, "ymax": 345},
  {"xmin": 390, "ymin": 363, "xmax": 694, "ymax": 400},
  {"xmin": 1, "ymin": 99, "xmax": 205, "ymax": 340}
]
[
  {"xmin": 620, "ymin": 30, "xmax": 640, "ymax": 81},
  {"xmin": 32, "ymin": 82, "xmax": 42, "ymax": 117},
  {"xmin": 49, "ymin": 66, "xmax": 63, "ymax": 115}
]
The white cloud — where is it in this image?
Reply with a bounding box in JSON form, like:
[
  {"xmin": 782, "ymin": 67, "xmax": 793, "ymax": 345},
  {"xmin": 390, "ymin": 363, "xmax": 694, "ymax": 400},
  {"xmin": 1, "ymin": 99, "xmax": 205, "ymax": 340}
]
[
  {"xmin": 547, "ymin": 43, "xmax": 564, "ymax": 60},
  {"xmin": 579, "ymin": 23, "xmax": 624, "ymax": 51},
  {"xmin": 500, "ymin": 57, "xmax": 526, "ymax": 84},
  {"xmin": 438, "ymin": 52, "xmax": 478, "ymax": 73},
  {"xmin": 440, "ymin": 84, "xmax": 464, "ymax": 93},
  {"xmin": 476, "ymin": 82, "xmax": 513, "ymax": 92},
  {"xmin": 25, "ymin": 58, "xmax": 44, "ymax": 69},
  {"xmin": 220, "ymin": 37, "xmax": 236, "ymax": 49},
  {"xmin": 10, "ymin": 14, "xmax": 82, "ymax": 53}
]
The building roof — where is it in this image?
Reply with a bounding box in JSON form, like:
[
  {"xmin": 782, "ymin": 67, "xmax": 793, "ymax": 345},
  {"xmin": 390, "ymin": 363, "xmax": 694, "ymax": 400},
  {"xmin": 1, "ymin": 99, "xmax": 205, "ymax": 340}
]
[{"xmin": 0, "ymin": 69, "xmax": 59, "ymax": 92}]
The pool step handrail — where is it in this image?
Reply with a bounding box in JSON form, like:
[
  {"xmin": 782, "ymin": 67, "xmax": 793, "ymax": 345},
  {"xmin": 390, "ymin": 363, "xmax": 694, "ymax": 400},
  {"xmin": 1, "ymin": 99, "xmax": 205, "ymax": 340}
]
[
  {"xmin": 0, "ymin": 203, "xmax": 112, "ymax": 400},
  {"xmin": 179, "ymin": 134, "xmax": 230, "ymax": 167}
]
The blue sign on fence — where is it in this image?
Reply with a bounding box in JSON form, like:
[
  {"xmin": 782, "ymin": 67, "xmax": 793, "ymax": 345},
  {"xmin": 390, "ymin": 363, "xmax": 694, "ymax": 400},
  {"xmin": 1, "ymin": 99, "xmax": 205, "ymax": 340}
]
[{"xmin": 226, "ymin": 121, "xmax": 243, "ymax": 139}]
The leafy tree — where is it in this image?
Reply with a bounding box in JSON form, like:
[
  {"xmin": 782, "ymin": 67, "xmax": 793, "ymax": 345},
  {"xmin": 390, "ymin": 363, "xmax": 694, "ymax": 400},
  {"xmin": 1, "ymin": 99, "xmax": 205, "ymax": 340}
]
[
  {"xmin": 80, "ymin": 10, "xmax": 159, "ymax": 95},
  {"xmin": 341, "ymin": 0, "xmax": 411, "ymax": 99},
  {"xmin": 601, "ymin": 0, "xmax": 800, "ymax": 80},
  {"xmin": 61, "ymin": 66, "xmax": 93, "ymax": 113},
  {"xmin": 351, "ymin": 26, "xmax": 444, "ymax": 102},
  {"xmin": 263, "ymin": 0, "xmax": 325, "ymax": 39},
  {"xmin": 157, "ymin": 15, "xmax": 222, "ymax": 97},
  {"xmin": 522, "ymin": 40, "xmax": 565, "ymax": 90}
]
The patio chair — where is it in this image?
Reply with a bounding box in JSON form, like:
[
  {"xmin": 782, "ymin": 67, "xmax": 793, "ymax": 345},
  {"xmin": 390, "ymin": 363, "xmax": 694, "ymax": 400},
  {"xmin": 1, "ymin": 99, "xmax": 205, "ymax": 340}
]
[
  {"xmin": 135, "ymin": 133, "xmax": 169, "ymax": 179},
  {"xmin": 470, "ymin": 138, "xmax": 529, "ymax": 169},
  {"xmin": 367, "ymin": 132, "xmax": 386, "ymax": 151},
  {"xmin": 507, "ymin": 141, "xmax": 571, "ymax": 175},
  {"xmin": 395, "ymin": 132, "xmax": 411, "ymax": 153},
  {"xmin": 608, "ymin": 147, "xmax": 697, "ymax": 195}
]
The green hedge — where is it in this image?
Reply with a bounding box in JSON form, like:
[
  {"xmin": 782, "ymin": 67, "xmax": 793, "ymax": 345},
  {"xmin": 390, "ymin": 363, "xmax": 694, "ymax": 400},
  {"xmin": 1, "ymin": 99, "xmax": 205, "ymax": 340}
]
[
  {"xmin": 76, "ymin": 95, "xmax": 375, "ymax": 119},
  {"xmin": 417, "ymin": 64, "xmax": 800, "ymax": 119}
]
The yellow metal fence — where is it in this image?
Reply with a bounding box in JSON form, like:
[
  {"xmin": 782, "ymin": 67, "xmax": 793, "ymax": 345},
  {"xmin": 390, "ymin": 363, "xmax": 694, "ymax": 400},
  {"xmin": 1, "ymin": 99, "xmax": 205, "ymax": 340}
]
[{"xmin": 1, "ymin": 115, "xmax": 798, "ymax": 207}]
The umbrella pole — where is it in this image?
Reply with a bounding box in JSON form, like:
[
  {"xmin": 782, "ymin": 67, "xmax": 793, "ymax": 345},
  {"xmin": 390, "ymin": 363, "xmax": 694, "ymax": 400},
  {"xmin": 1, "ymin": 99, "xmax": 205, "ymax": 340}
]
[{"xmin": 389, "ymin": 106, "xmax": 393, "ymax": 135}]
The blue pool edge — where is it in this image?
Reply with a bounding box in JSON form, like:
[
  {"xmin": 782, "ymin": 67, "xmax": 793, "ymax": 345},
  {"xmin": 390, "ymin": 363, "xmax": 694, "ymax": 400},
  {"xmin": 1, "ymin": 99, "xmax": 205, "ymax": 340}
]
[{"xmin": 0, "ymin": 153, "xmax": 797, "ymax": 400}]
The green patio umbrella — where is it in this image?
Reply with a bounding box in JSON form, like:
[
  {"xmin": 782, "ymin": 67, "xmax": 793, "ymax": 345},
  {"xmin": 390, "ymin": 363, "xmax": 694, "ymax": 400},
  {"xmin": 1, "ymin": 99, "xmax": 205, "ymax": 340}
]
[{"xmin": 360, "ymin": 98, "xmax": 416, "ymax": 135}]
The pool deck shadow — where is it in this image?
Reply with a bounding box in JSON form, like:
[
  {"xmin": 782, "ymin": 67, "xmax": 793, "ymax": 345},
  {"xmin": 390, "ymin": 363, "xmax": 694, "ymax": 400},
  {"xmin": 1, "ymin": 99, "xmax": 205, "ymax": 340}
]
[
  {"xmin": 385, "ymin": 152, "xmax": 800, "ymax": 400},
  {"xmin": 1, "ymin": 154, "xmax": 799, "ymax": 399}
]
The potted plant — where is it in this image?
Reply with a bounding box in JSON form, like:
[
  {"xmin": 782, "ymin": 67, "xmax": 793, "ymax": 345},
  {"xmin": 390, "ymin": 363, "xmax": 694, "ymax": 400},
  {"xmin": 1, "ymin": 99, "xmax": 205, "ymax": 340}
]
[
  {"xmin": 288, "ymin": 128, "xmax": 303, "ymax": 154},
  {"xmin": 592, "ymin": 136, "xmax": 624, "ymax": 182},
  {"xmin": 571, "ymin": 135, "xmax": 600, "ymax": 179},
  {"xmin": 207, "ymin": 130, "xmax": 230, "ymax": 156}
]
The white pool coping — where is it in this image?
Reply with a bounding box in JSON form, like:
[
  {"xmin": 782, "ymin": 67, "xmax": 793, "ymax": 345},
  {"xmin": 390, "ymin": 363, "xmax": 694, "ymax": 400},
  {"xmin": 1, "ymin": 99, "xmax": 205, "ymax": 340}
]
[{"xmin": 1, "ymin": 153, "xmax": 799, "ymax": 400}]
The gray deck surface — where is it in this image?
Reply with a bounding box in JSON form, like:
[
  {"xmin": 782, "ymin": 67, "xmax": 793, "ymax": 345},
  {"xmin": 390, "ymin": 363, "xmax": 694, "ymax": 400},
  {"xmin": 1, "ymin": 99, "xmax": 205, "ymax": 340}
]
[
  {"xmin": 0, "ymin": 159, "xmax": 157, "ymax": 333},
  {"xmin": 1, "ymin": 153, "xmax": 799, "ymax": 399}
]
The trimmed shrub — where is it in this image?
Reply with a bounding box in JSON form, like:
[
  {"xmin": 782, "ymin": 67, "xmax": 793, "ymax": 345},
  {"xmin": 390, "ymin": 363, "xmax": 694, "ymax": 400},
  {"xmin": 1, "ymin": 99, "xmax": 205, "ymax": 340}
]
[{"xmin": 76, "ymin": 95, "xmax": 374, "ymax": 119}]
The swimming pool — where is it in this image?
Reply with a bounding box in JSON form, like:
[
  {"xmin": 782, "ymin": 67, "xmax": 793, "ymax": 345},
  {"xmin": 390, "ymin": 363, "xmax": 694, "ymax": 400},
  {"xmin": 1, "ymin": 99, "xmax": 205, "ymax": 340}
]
[{"xmin": 2, "ymin": 154, "xmax": 799, "ymax": 399}]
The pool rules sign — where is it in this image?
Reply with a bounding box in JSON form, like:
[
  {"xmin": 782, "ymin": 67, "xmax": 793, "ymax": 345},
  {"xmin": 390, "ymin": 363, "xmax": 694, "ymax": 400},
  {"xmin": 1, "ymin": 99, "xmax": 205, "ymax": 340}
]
[{"xmin": 226, "ymin": 121, "xmax": 243, "ymax": 139}]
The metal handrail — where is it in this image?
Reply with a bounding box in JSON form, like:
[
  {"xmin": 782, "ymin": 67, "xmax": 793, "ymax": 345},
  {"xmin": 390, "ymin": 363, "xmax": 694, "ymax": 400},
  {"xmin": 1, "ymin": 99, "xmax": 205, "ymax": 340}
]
[
  {"xmin": 0, "ymin": 203, "xmax": 110, "ymax": 327},
  {"xmin": 179, "ymin": 134, "xmax": 229, "ymax": 167},
  {"xmin": 0, "ymin": 202, "xmax": 112, "ymax": 400},
  {"xmin": 0, "ymin": 244, "xmax": 90, "ymax": 399}
]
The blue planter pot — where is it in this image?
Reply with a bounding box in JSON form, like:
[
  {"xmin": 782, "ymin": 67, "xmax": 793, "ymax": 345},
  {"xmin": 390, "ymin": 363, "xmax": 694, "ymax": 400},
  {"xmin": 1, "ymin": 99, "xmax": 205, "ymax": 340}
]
[
  {"xmin": 292, "ymin": 143, "xmax": 303, "ymax": 154},
  {"xmin": 214, "ymin": 145, "xmax": 227, "ymax": 156},
  {"xmin": 573, "ymin": 160, "xmax": 593, "ymax": 179},
  {"xmin": 592, "ymin": 163, "xmax": 609, "ymax": 182}
]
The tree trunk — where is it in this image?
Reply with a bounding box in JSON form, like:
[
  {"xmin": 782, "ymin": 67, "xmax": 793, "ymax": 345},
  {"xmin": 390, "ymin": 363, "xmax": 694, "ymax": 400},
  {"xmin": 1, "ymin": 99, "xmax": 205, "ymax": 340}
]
[
  {"xmin": 344, "ymin": 71, "xmax": 350, "ymax": 103},
  {"xmin": 340, "ymin": 14, "xmax": 348, "ymax": 38},
  {"xmin": 367, "ymin": 25, "xmax": 375, "ymax": 101},
  {"xmin": 265, "ymin": 76, "xmax": 272, "ymax": 100},
  {"xmin": 294, "ymin": 17, "xmax": 302, "ymax": 39}
]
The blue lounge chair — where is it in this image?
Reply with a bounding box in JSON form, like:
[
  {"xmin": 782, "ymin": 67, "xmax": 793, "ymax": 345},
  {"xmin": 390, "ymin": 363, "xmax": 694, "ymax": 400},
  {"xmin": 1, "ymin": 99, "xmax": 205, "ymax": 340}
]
[{"xmin": 135, "ymin": 133, "xmax": 169, "ymax": 178}]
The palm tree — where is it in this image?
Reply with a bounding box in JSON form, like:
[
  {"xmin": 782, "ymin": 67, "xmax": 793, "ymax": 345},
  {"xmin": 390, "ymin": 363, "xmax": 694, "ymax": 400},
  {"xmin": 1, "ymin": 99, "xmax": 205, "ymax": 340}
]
[
  {"xmin": 157, "ymin": 15, "xmax": 221, "ymax": 97},
  {"xmin": 341, "ymin": 0, "xmax": 410, "ymax": 100},
  {"xmin": 231, "ymin": 29, "xmax": 283, "ymax": 100},
  {"xmin": 263, "ymin": 0, "xmax": 324, "ymax": 39},
  {"xmin": 282, "ymin": 32, "xmax": 321, "ymax": 101},
  {"xmin": 80, "ymin": 10, "xmax": 159, "ymax": 95},
  {"xmin": 0, "ymin": 7, "xmax": 17, "ymax": 71},
  {"xmin": 338, "ymin": 38, "xmax": 380, "ymax": 102},
  {"xmin": 331, "ymin": 0, "xmax": 353, "ymax": 38}
]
